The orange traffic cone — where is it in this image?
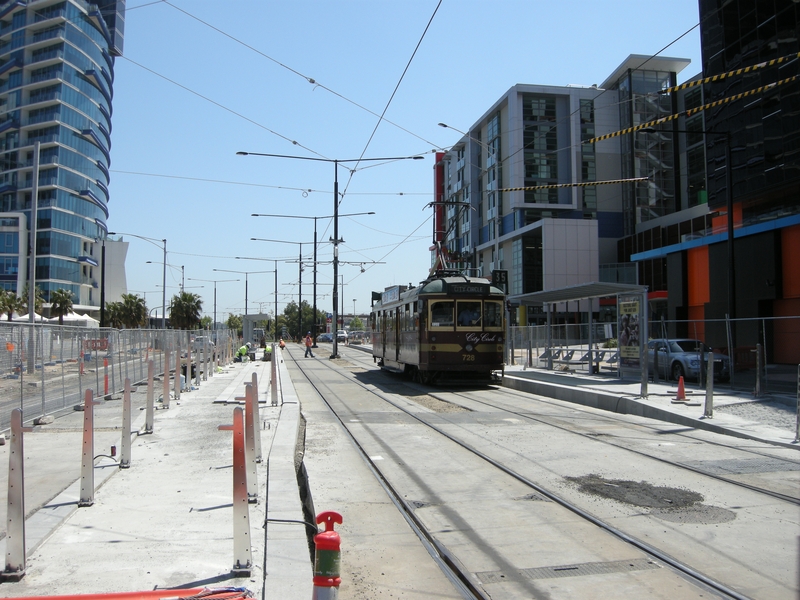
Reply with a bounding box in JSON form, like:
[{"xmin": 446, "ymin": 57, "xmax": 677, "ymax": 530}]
[{"xmin": 671, "ymin": 376, "xmax": 687, "ymax": 403}]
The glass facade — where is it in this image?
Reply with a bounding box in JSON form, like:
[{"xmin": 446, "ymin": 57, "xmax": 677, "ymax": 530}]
[
  {"xmin": 699, "ymin": 0, "xmax": 799, "ymax": 221},
  {"xmin": 616, "ymin": 69, "xmax": 678, "ymax": 234},
  {"xmin": 0, "ymin": 0, "xmax": 124, "ymax": 303}
]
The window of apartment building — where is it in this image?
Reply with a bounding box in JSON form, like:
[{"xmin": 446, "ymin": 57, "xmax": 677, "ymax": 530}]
[{"xmin": 523, "ymin": 96, "xmax": 556, "ymax": 121}]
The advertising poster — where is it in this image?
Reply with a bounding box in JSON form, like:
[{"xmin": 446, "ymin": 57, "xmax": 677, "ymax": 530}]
[{"xmin": 618, "ymin": 297, "xmax": 640, "ymax": 368}]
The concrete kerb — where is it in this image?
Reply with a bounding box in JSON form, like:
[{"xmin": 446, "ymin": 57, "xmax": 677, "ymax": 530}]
[
  {"xmin": 502, "ymin": 372, "xmax": 799, "ymax": 449},
  {"xmin": 263, "ymin": 346, "xmax": 314, "ymax": 597}
]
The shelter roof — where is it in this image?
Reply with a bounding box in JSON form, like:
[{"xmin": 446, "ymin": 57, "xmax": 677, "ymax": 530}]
[{"xmin": 513, "ymin": 282, "xmax": 647, "ymax": 305}]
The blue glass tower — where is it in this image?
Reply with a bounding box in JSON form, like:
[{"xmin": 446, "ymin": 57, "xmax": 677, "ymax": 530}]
[{"xmin": 0, "ymin": 0, "xmax": 124, "ymax": 308}]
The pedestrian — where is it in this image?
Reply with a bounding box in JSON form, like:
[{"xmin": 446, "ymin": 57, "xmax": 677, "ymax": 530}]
[
  {"xmin": 279, "ymin": 338, "xmax": 286, "ymax": 349},
  {"xmin": 304, "ymin": 332, "xmax": 314, "ymax": 358}
]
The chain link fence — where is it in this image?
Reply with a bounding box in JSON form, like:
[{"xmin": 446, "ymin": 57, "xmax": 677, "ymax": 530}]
[
  {"xmin": 509, "ymin": 316, "xmax": 800, "ymax": 396},
  {"xmin": 0, "ymin": 324, "xmax": 235, "ymax": 432}
]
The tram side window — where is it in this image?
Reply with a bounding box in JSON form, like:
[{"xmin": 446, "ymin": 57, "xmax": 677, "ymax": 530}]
[
  {"xmin": 430, "ymin": 301, "xmax": 454, "ymax": 327},
  {"xmin": 457, "ymin": 301, "xmax": 481, "ymax": 327},
  {"xmin": 484, "ymin": 301, "xmax": 503, "ymax": 329}
]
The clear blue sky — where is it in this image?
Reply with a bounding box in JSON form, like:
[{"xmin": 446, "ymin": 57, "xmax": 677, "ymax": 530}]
[{"xmin": 109, "ymin": 0, "xmax": 702, "ymax": 324}]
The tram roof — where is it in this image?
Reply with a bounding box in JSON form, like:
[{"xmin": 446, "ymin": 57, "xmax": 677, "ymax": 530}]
[{"xmin": 513, "ymin": 282, "xmax": 647, "ymax": 305}]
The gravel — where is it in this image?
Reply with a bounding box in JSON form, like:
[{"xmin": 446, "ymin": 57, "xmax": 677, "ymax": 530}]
[{"xmin": 714, "ymin": 399, "xmax": 798, "ymax": 432}]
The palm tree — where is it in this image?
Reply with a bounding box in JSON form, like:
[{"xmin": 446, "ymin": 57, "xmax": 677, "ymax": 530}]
[
  {"xmin": 169, "ymin": 292, "xmax": 202, "ymax": 330},
  {"xmin": 119, "ymin": 293, "xmax": 147, "ymax": 328},
  {"xmin": 49, "ymin": 288, "xmax": 74, "ymax": 325},
  {"xmin": 105, "ymin": 301, "xmax": 124, "ymax": 329},
  {"xmin": 0, "ymin": 289, "xmax": 25, "ymax": 320},
  {"xmin": 20, "ymin": 283, "xmax": 44, "ymax": 316}
]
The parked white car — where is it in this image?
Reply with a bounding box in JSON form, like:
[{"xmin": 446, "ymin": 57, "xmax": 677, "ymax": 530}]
[
  {"xmin": 336, "ymin": 330, "xmax": 348, "ymax": 343},
  {"xmin": 192, "ymin": 336, "xmax": 215, "ymax": 353}
]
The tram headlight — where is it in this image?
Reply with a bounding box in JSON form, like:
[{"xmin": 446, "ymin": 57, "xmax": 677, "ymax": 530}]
[{"xmin": 465, "ymin": 344, "xmax": 474, "ymax": 352}]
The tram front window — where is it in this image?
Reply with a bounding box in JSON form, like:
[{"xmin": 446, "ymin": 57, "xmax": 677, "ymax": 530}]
[
  {"xmin": 457, "ymin": 301, "xmax": 481, "ymax": 327},
  {"xmin": 484, "ymin": 301, "xmax": 503, "ymax": 329},
  {"xmin": 430, "ymin": 301, "xmax": 454, "ymax": 327}
]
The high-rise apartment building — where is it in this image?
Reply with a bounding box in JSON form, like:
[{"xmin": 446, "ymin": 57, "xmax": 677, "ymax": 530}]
[{"xmin": 0, "ymin": 0, "xmax": 124, "ymax": 311}]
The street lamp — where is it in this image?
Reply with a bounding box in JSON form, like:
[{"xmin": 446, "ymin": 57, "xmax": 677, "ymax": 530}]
[
  {"xmin": 147, "ymin": 261, "xmax": 184, "ymax": 292},
  {"xmin": 212, "ymin": 269, "xmax": 273, "ymax": 317},
  {"xmin": 236, "ymin": 150, "xmax": 423, "ymax": 359},
  {"xmin": 249, "ymin": 239, "xmax": 313, "ymax": 341},
  {"xmin": 252, "ymin": 211, "xmax": 375, "ymax": 346},
  {"xmin": 640, "ymin": 126, "xmax": 735, "ymax": 343},
  {"xmin": 110, "ymin": 231, "xmax": 167, "ymax": 329},
  {"xmin": 234, "ymin": 257, "xmax": 279, "ymax": 341},
  {"xmin": 187, "ymin": 277, "xmax": 239, "ymax": 331}
]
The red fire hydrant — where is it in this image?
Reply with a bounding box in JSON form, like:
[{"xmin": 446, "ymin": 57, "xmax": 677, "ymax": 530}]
[{"xmin": 313, "ymin": 511, "xmax": 342, "ymax": 599}]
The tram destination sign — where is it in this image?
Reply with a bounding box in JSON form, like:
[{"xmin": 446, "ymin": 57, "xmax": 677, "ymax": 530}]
[{"xmin": 447, "ymin": 282, "xmax": 489, "ymax": 295}]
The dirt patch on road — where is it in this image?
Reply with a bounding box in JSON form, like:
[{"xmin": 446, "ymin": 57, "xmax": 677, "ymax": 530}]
[{"xmin": 566, "ymin": 473, "xmax": 703, "ymax": 509}]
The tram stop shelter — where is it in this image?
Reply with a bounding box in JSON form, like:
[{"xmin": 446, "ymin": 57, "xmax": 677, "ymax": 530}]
[{"xmin": 511, "ymin": 281, "xmax": 650, "ymax": 396}]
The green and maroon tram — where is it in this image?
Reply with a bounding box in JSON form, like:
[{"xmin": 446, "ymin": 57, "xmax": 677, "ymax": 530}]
[{"xmin": 370, "ymin": 271, "xmax": 506, "ymax": 384}]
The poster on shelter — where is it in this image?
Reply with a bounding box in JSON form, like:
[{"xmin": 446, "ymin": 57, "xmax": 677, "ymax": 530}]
[{"xmin": 618, "ymin": 298, "xmax": 640, "ymax": 368}]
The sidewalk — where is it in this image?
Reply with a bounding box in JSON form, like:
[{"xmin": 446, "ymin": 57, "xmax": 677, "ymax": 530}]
[
  {"xmin": 0, "ymin": 349, "xmax": 313, "ymax": 598},
  {"xmin": 502, "ymin": 362, "xmax": 800, "ymax": 449}
]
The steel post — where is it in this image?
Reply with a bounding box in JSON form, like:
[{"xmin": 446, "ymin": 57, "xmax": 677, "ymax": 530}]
[
  {"xmin": 120, "ymin": 378, "xmax": 132, "ymax": 468},
  {"xmin": 251, "ymin": 373, "xmax": 262, "ymax": 462},
  {"xmin": 79, "ymin": 389, "xmax": 100, "ymax": 507},
  {"xmin": 162, "ymin": 347, "xmax": 170, "ymax": 409},
  {"xmin": 144, "ymin": 360, "xmax": 154, "ymax": 434},
  {"xmin": 218, "ymin": 407, "xmax": 252, "ymax": 575},
  {"xmin": 704, "ymin": 352, "xmax": 714, "ymax": 419},
  {"xmin": 2, "ymin": 408, "xmax": 32, "ymax": 580}
]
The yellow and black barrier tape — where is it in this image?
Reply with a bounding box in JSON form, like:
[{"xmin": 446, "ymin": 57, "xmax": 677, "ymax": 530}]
[
  {"xmin": 657, "ymin": 52, "xmax": 800, "ymax": 95},
  {"xmin": 583, "ymin": 75, "xmax": 797, "ymax": 145},
  {"xmin": 499, "ymin": 176, "xmax": 649, "ymax": 192}
]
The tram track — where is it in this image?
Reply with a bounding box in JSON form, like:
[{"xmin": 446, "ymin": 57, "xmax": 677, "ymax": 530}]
[
  {"xmin": 288, "ymin": 348, "xmax": 786, "ymax": 600},
  {"xmin": 344, "ymin": 347, "xmax": 800, "ymax": 505}
]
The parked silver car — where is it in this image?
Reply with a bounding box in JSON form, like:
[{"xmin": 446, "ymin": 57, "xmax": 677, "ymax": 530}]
[{"xmin": 647, "ymin": 338, "xmax": 731, "ymax": 382}]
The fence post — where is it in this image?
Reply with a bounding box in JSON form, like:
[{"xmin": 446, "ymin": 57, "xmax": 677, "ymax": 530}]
[
  {"xmin": 251, "ymin": 373, "xmax": 262, "ymax": 462},
  {"xmin": 2, "ymin": 408, "xmax": 33, "ymax": 581},
  {"xmin": 794, "ymin": 365, "xmax": 799, "ymax": 444},
  {"xmin": 754, "ymin": 344, "xmax": 762, "ymax": 397},
  {"xmin": 704, "ymin": 351, "xmax": 714, "ymax": 418},
  {"xmin": 162, "ymin": 348, "xmax": 170, "ymax": 409},
  {"xmin": 144, "ymin": 359, "xmax": 154, "ymax": 434},
  {"xmin": 218, "ymin": 407, "xmax": 252, "ymax": 575},
  {"xmin": 120, "ymin": 378, "xmax": 132, "ymax": 469},
  {"xmin": 79, "ymin": 389, "xmax": 101, "ymax": 507}
]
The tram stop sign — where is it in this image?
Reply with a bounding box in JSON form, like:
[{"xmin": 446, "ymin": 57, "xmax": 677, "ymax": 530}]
[{"xmin": 492, "ymin": 270, "xmax": 508, "ymax": 293}]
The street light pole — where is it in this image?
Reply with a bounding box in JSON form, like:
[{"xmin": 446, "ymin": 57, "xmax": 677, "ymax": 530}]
[
  {"xmin": 187, "ymin": 278, "xmax": 239, "ymax": 332},
  {"xmin": 237, "ymin": 151, "xmax": 423, "ymax": 358},
  {"xmin": 110, "ymin": 231, "xmax": 167, "ymax": 328},
  {"xmin": 251, "ymin": 211, "xmax": 374, "ymax": 346},
  {"xmin": 248, "ymin": 239, "xmax": 312, "ymax": 340}
]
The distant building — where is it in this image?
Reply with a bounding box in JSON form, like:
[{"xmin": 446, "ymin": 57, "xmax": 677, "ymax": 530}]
[
  {"xmin": 0, "ymin": 0, "xmax": 125, "ymax": 315},
  {"xmin": 434, "ymin": 57, "xmax": 689, "ymax": 325}
]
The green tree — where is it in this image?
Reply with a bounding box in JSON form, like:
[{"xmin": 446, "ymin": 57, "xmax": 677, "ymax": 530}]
[
  {"xmin": 226, "ymin": 313, "xmax": 243, "ymax": 337},
  {"xmin": 200, "ymin": 315, "xmax": 212, "ymax": 330},
  {"xmin": 105, "ymin": 301, "xmax": 124, "ymax": 329},
  {"xmin": 119, "ymin": 293, "xmax": 148, "ymax": 328},
  {"xmin": 169, "ymin": 292, "xmax": 202, "ymax": 330},
  {"xmin": 281, "ymin": 301, "xmax": 326, "ymax": 341},
  {"xmin": 49, "ymin": 288, "xmax": 74, "ymax": 325},
  {"xmin": 349, "ymin": 316, "xmax": 365, "ymax": 330},
  {"xmin": 0, "ymin": 289, "xmax": 23, "ymax": 321},
  {"xmin": 20, "ymin": 283, "xmax": 44, "ymax": 316}
]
